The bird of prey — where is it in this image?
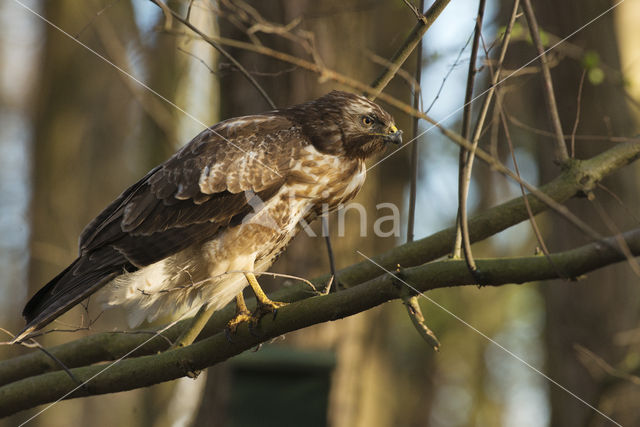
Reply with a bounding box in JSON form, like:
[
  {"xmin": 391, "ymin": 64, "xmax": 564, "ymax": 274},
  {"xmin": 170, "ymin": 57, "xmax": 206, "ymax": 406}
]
[{"xmin": 14, "ymin": 90, "xmax": 402, "ymax": 343}]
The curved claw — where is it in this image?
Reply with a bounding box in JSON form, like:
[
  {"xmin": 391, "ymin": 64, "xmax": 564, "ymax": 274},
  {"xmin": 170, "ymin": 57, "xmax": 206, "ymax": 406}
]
[
  {"xmin": 253, "ymin": 299, "xmax": 288, "ymax": 322},
  {"xmin": 225, "ymin": 310, "xmax": 254, "ymax": 342}
]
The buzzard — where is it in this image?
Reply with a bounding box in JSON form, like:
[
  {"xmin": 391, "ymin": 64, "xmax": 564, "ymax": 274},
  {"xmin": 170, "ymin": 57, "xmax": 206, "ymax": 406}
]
[{"xmin": 14, "ymin": 90, "xmax": 402, "ymax": 343}]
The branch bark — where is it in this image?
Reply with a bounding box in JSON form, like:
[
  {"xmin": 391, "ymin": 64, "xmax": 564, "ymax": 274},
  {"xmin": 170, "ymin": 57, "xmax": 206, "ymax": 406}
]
[{"xmin": 2, "ymin": 228, "xmax": 640, "ymax": 417}]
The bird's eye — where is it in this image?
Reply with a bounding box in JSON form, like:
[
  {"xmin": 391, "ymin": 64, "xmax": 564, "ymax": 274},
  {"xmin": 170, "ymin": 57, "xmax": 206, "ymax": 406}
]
[{"xmin": 361, "ymin": 115, "xmax": 374, "ymax": 126}]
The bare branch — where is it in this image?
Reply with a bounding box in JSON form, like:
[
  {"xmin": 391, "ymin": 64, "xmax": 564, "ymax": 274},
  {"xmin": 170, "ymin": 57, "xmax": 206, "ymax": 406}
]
[
  {"xmin": 455, "ymin": 0, "xmax": 520, "ymax": 267},
  {"xmin": 2, "ymin": 228, "xmax": 640, "ymax": 416},
  {"xmin": 507, "ymin": 114, "xmax": 639, "ymax": 144},
  {"xmin": 369, "ymin": 0, "xmax": 451, "ymax": 99},
  {"xmin": 402, "ymin": 295, "xmax": 440, "ymax": 351},
  {"xmin": 521, "ymin": 0, "xmax": 569, "ymax": 162},
  {"xmin": 162, "ymin": 21, "xmax": 637, "ymax": 244},
  {"xmin": 499, "ymin": 104, "xmax": 568, "ymax": 280},
  {"xmin": 571, "ymin": 70, "xmax": 587, "ymax": 157},
  {"xmin": 2, "ymin": 141, "xmax": 639, "ymax": 389},
  {"xmin": 150, "ymin": 0, "xmax": 276, "ymax": 109},
  {"xmin": 453, "ymin": 0, "xmax": 487, "ymax": 266}
]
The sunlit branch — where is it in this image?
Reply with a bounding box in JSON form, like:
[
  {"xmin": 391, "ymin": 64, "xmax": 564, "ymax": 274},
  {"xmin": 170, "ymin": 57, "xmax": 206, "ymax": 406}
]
[{"xmin": 1, "ymin": 227, "xmax": 640, "ymax": 417}]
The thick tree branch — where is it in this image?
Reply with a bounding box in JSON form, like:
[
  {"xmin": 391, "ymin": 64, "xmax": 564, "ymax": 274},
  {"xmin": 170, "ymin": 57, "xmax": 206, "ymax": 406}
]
[
  {"xmin": 1, "ymin": 141, "xmax": 639, "ymax": 389},
  {"xmin": 2, "ymin": 228, "xmax": 640, "ymax": 417}
]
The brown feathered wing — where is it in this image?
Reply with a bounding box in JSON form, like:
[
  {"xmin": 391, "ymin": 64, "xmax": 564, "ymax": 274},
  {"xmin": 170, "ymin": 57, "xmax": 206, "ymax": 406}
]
[{"xmin": 18, "ymin": 114, "xmax": 302, "ymax": 339}]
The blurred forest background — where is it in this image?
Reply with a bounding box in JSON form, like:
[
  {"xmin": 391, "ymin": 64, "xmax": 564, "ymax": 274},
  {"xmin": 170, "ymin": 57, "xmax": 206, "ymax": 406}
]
[{"xmin": 1, "ymin": 0, "xmax": 639, "ymax": 426}]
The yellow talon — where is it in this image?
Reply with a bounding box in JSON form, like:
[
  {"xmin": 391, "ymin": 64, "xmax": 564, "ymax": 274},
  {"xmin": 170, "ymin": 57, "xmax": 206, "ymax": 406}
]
[
  {"xmin": 226, "ymin": 292, "xmax": 253, "ymax": 333},
  {"xmin": 244, "ymin": 272, "xmax": 288, "ymax": 318}
]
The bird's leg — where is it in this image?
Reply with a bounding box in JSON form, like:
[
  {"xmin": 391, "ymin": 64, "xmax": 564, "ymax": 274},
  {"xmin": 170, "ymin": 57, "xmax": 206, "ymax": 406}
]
[
  {"xmin": 244, "ymin": 272, "xmax": 287, "ymax": 319},
  {"xmin": 171, "ymin": 303, "xmax": 217, "ymax": 349},
  {"xmin": 226, "ymin": 292, "xmax": 253, "ymax": 335}
]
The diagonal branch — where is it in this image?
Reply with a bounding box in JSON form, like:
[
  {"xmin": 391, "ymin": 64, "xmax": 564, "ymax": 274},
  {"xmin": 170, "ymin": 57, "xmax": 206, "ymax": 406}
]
[
  {"xmin": 2, "ymin": 141, "xmax": 639, "ymax": 387},
  {"xmin": 161, "ymin": 22, "xmax": 633, "ymax": 245},
  {"xmin": 2, "ymin": 228, "xmax": 640, "ymax": 417},
  {"xmin": 150, "ymin": 0, "xmax": 276, "ymax": 109},
  {"xmin": 368, "ymin": 0, "xmax": 451, "ymax": 99}
]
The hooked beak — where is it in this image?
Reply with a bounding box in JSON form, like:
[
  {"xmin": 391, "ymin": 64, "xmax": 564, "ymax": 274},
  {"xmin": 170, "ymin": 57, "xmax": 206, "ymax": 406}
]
[{"xmin": 384, "ymin": 124, "xmax": 403, "ymax": 145}]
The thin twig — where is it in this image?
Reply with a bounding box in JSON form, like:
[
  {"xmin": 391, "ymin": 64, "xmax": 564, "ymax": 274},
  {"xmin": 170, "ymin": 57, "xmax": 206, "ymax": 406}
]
[
  {"xmin": 403, "ymin": 0, "xmax": 439, "ymax": 351},
  {"xmin": 141, "ymin": 270, "xmax": 320, "ymax": 297},
  {"xmin": 597, "ymin": 183, "xmax": 640, "ymax": 225},
  {"xmin": 507, "ymin": 114, "xmax": 639, "ymax": 144},
  {"xmin": 369, "ymin": 0, "xmax": 452, "ymax": 99},
  {"xmin": 322, "ymin": 216, "xmax": 339, "ymax": 292},
  {"xmin": 499, "ymin": 106, "xmax": 568, "ymax": 280},
  {"xmin": 490, "ymin": 52, "xmax": 562, "ymax": 78},
  {"xmin": 571, "ymin": 69, "xmax": 587, "ymax": 157},
  {"xmin": 150, "ymin": 0, "xmax": 276, "ymax": 109},
  {"xmin": 177, "ymin": 46, "xmax": 218, "ymax": 75},
  {"xmin": 489, "ymin": 87, "xmax": 502, "ymax": 160},
  {"xmin": 453, "ymin": 0, "xmax": 487, "ymax": 264},
  {"xmin": 455, "ymin": 0, "xmax": 520, "ymax": 268},
  {"xmin": 590, "ymin": 196, "xmax": 640, "ymax": 277},
  {"xmin": 407, "ymin": 0, "xmax": 425, "ymax": 244},
  {"xmin": 366, "ymin": 50, "xmax": 420, "ymax": 94},
  {"xmin": 159, "ymin": 13, "xmax": 629, "ymax": 253},
  {"xmin": 186, "ymin": 0, "xmax": 196, "ymax": 21},
  {"xmin": 575, "ymin": 344, "xmax": 640, "ymax": 386},
  {"xmin": 455, "ymin": 0, "xmax": 522, "ymax": 280},
  {"xmin": 425, "ymin": 32, "xmax": 474, "ymax": 114},
  {"xmin": 1, "ymin": 328, "xmax": 88, "ymax": 390},
  {"xmin": 522, "ymin": 0, "xmax": 569, "ymax": 162},
  {"xmin": 30, "ymin": 341, "xmax": 86, "ymax": 390},
  {"xmin": 402, "ymin": 295, "xmax": 440, "ymax": 351},
  {"xmin": 401, "ymin": 0, "xmax": 422, "ymax": 19},
  {"xmin": 457, "ymin": 0, "xmax": 518, "ymax": 270}
]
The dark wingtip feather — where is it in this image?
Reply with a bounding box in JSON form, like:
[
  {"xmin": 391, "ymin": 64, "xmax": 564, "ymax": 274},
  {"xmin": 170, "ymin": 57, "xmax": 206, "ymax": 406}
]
[
  {"xmin": 22, "ymin": 260, "xmax": 79, "ymax": 323},
  {"xmin": 19, "ymin": 258, "xmax": 122, "ymax": 341}
]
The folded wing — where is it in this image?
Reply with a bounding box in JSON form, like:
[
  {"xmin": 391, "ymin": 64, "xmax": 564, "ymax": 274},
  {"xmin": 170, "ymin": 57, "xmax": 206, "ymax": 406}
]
[{"xmin": 18, "ymin": 114, "xmax": 303, "ymax": 340}]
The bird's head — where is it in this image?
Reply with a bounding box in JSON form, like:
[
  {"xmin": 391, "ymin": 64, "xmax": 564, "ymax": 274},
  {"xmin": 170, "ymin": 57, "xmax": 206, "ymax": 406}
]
[{"xmin": 287, "ymin": 90, "xmax": 402, "ymax": 159}]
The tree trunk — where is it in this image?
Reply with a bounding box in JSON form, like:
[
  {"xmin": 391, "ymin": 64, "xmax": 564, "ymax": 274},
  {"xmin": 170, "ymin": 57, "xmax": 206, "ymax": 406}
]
[{"xmin": 500, "ymin": 1, "xmax": 640, "ymax": 425}]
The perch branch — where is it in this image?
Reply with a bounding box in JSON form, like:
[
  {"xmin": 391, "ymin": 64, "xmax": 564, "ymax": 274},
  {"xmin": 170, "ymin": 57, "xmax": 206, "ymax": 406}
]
[
  {"xmin": 1, "ymin": 141, "xmax": 639, "ymax": 387},
  {"xmin": 2, "ymin": 228, "xmax": 640, "ymax": 417}
]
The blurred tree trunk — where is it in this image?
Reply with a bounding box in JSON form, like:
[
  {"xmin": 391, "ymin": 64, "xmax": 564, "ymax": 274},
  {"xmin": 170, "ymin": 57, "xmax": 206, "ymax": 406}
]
[
  {"xmin": 22, "ymin": 1, "xmax": 183, "ymax": 426},
  {"xmin": 150, "ymin": 4, "xmax": 220, "ymax": 427},
  {"xmin": 193, "ymin": 1, "xmax": 414, "ymax": 426},
  {"xmin": 25, "ymin": 2, "xmax": 136, "ymax": 425},
  {"xmin": 500, "ymin": 1, "xmax": 640, "ymax": 425},
  {"xmin": 28, "ymin": 0, "xmax": 145, "ymax": 324}
]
